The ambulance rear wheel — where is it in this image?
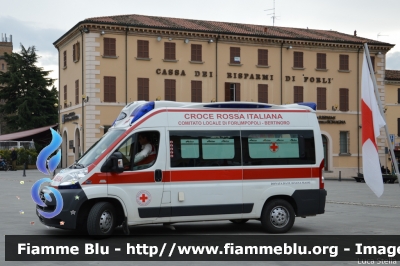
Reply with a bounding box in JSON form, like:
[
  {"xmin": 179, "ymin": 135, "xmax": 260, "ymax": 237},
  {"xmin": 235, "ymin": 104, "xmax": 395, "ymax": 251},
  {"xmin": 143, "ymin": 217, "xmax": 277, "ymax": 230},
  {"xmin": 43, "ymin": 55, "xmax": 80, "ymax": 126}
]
[
  {"xmin": 87, "ymin": 202, "xmax": 116, "ymax": 237},
  {"xmin": 229, "ymin": 219, "xmax": 249, "ymax": 224},
  {"xmin": 261, "ymin": 199, "xmax": 295, "ymax": 233}
]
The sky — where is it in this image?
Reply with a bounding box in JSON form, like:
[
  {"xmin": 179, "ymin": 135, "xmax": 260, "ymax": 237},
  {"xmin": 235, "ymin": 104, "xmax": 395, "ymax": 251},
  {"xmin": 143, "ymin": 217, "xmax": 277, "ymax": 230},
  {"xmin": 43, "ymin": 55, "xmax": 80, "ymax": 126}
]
[{"xmin": 1, "ymin": 0, "xmax": 400, "ymax": 90}]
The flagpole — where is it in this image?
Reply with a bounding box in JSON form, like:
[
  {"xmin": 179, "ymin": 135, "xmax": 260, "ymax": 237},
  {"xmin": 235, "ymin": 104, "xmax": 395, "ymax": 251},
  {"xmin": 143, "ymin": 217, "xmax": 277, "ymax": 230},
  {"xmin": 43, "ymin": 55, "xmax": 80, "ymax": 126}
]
[{"xmin": 363, "ymin": 43, "xmax": 400, "ymax": 186}]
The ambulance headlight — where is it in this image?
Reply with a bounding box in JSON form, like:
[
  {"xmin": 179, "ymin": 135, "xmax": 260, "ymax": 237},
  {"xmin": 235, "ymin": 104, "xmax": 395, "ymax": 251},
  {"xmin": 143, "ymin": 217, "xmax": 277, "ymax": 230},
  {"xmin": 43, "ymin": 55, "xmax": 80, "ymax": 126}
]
[{"xmin": 58, "ymin": 168, "xmax": 87, "ymax": 189}]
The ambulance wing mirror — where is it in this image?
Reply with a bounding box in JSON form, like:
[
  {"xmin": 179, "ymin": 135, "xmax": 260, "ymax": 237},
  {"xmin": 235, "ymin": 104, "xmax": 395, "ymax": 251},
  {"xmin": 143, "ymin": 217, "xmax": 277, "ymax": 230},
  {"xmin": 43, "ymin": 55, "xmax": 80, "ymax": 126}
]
[{"xmin": 101, "ymin": 151, "xmax": 124, "ymax": 173}]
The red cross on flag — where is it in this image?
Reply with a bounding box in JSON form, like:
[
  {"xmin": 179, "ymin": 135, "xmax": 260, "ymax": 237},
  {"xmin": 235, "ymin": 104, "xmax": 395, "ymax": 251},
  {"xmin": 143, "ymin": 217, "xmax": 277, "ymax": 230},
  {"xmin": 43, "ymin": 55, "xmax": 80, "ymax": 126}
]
[{"xmin": 361, "ymin": 50, "xmax": 386, "ymax": 197}]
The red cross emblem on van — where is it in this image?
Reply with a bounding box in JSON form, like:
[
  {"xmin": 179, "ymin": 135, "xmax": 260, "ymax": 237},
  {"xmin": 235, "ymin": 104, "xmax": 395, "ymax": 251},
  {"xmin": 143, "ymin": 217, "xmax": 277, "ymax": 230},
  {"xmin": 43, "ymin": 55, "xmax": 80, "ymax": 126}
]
[
  {"xmin": 269, "ymin": 142, "xmax": 279, "ymax": 152},
  {"xmin": 136, "ymin": 190, "xmax": 152, "ymax": 206}
]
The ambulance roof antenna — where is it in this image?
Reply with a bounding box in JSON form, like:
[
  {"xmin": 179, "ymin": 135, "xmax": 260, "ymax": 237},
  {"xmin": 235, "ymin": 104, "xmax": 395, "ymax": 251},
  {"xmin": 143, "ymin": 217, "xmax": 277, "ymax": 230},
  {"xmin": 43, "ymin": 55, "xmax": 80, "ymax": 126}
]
[{"xmin": 265, "ymin": 0, "xmax": 279, "ymax": 26}]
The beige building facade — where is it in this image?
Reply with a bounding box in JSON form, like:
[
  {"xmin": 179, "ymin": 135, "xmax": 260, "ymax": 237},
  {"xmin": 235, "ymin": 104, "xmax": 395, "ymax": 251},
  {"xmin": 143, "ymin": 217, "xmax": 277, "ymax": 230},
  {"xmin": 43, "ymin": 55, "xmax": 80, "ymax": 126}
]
[{"xmin": 54, "ymin": 15, "xmax": 396, "ymax": 177}]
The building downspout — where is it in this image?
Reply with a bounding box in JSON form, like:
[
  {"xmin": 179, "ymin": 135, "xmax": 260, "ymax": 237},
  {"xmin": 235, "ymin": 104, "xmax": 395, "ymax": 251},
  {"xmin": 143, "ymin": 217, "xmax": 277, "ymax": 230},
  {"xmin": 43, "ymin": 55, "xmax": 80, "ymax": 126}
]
[
  {"xmin": 280, "ymin": 41, "xmax": 284, "ymax": 104},
  {"xmin": 215, "ymin": 35, "xmax": 219, "ymax": 102},
  {"xmin": 357, "ymin": 46, "xmax": 361, "ymax": 174},
  {"xmin": 56, "ymin": 47, "xmax": 61, "ymax": 167},
  {"xmin": 80, "ymin": 29, "xmax": 85, "ymax": 152},
  {"xmin": 125, "ymin": 28, "xmax": 128, "ymax": 104}
]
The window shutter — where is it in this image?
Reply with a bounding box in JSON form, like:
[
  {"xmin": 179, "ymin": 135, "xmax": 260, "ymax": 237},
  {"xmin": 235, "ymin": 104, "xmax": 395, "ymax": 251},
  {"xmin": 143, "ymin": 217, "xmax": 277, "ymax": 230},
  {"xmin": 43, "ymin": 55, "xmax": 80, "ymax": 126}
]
[
  {"xmin": 230, "ymin": 47, "xmax": 240, "ymax": 64},
  {"xmin": 77, "ymin": 42, "xmax": 80, "ymax": 61},
  {"xmin": 104, "ymin": 76, "xmax": 116, "ymax": 102},
  {"xmin": 165, "ymin": 79, "xmax": 176, "ymax": 101},
  {"xmin": 191, "ymin": 81, "xmax": 202, "ymax": 102},
  {"xmin": 398, "ymin": 88, "xmax": 400, "ymax": 104},
  {"xmin": 73, "ymin": 44, "xmax": 76, "ymax": 62},
  {"xmin": 75, "ymin": 80, "xmax": 79, "ymax": 105},
  {"xmin": 235, "ymin": 83, "xmax": 241, "ymax": 101},
  {"xmin": 370, "ymin": 56, "xmax": 375, "ymax": 72},
  {"xmin": 340, "ymin": 55, "xmax": 349, "ymax": 70},
  {"xmin": 258, "ymin": 84, "xmax": 268, "ymax": 103},
  {"xmin": 317, "ymin": 87, "xmax": 326, "ymax": 110},
  {"xmin": 138, "ymin": 40, "xmax": 149, "ymax": 58},
  {"xmin": 294, "ymin": 86, "xmax": 303, "ymax": 103},
  {"xmin": 104, "ymin": 38, "xmax": 116, "ymax": 56},
  {"xmin": 317, "ymin": 53, "xmax": 326, "ymax": 69},
  {"xmin": 294, "ymin": 52, "xmax": 303, "ymax": 68},
  {"xmin": 165, "ymin": 43, "xmax": 176, "ymax": 60},
  {"xmin": 258, "ymin": 49, "xmax": 268, "ymax": 66},
  {"xmin": 64, "ymin": 85, "xmax": 67, "ymax": 108},
  {"xmin": 138, "ymin": 78, "xmax": 149, "ymax": 101},
  {"xmin": 339, "ymin": 88, "xmax": 349, "ymax": 111},
  {"xmin": 225, "ymin": 83, "xmax": 230, "ymax": 101},
  {"xmin": 398, "ymin": 118, "xmax": 400, "ymax": 137},
  {"xmin": 63, "ymin": 51, "xmax": 67, "ymax": 68},
  {"xmin": 191, "ymin": 44, "xmax": 202, "ymax": 62}
]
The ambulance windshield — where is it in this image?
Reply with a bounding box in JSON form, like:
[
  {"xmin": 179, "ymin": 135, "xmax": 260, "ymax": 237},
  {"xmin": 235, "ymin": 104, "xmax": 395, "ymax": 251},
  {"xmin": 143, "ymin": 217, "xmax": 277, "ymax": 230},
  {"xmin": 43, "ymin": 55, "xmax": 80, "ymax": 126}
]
[{"xmin": 74, "ymin": 129, "xmax": 125, "ymax": 167}]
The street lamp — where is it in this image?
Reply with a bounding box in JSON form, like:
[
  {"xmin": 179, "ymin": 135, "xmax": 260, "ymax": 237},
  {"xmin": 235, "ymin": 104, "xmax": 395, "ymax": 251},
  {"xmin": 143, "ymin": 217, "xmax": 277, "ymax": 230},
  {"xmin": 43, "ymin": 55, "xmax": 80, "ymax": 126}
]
[{"xmin": 54, "ymin": 103, "xmax": 60, "ymax": 133}]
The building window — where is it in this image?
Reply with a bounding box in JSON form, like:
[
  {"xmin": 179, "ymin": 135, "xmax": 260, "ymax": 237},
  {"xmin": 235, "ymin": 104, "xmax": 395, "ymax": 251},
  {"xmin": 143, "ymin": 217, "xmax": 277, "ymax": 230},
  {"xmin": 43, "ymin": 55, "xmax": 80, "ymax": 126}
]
[
  {"xmin": 104, "ymin": 76, "xmax": 116, "ymax": 102},
  {"xmin": 75, "ymin": 80, "xmax": 79, "ymax": 105},
  {"xmin": 339, "ymin": 54, "xmax": 349, "ymax": 70},
  {"xmin": 339, "ymin": 131, "xmax": 349, "ymax": 154},
  {"xmin": 165, "ymin": 79, "xmax": 176, "ymax": 101},
  {"xmin": 294, "ymin": 86, "xmax": 303, "ymax": 103},
  {"xmin": 294, "ymin": 52, "xmax": 303, "ymax": 68},
  {"xmin": 138, "ymin": 78, "xmax": 149, "ymax": 101},
  {"xmin": 398, "ymin": 118, "xmax": 400, "ymax": 137},
  {"xmin": 339, "ymin": 88, "xmax": 349, "ymax": 111},
  {"xmin": 191, "ymin": 44, "xmax": 202, "ymax": 62},
  {"xmin": 317, "ymin": 53, "xmax": 326, "ymax": 69},
  {"xmin": 225, "ymin": 83, "xmax": 241, "ymax": 101},
  {"xmin": 398, "ymin": 88, "xmax": 400, "ymax": 104},
  {"xmin": 191, "ymin": 81, "xmax": 202, "ymax": 102},
  {"xmin": 164, "ymin": 43, "xmax": 176, "ymax": 60},
  {"xmin": 104, "ymin": 38, "xmax": 116, "ymax": 57},
  {"xmin": 73, "ymin": 42, "xmax": 80, "ymax": 62},
  {"xmin": 258, "ymin": 84, "xmax": 268, "ymax": 103},
  {"xmin": 317, "ymin": 87, "xmax": 326, "ymax": 110},
  {"xmin": 63, "ymin": 85, "xmax": 67, "ymax": 108},
  {"xmin": 258, "ymin": 49, "xmax": 268, "ymax": 66},
  {"xmin": 1, "ymin": 63, "xmax": 4, "ymax": 70},
  {"xmin": 230, "ymin": 47, "xmax": 240, "ymax": 64},
  {"xmin": 137, "ymin": 40, "xmax": 149, "ymax": 58},
  {"xmin": 63, "ymin": 51, "xmax": 67, "ymax": 68},
  {"xmin": 370, "ymin": 56, "xmax": 375, "ymax": 72}
]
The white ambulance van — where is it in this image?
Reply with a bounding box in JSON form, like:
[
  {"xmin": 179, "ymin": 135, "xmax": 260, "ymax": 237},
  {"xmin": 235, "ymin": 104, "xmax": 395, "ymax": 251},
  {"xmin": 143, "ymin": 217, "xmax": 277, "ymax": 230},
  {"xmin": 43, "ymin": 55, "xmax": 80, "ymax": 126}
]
[{"xmin": 37, "ymin": 101, "xmax": 326, "ymax": 237}]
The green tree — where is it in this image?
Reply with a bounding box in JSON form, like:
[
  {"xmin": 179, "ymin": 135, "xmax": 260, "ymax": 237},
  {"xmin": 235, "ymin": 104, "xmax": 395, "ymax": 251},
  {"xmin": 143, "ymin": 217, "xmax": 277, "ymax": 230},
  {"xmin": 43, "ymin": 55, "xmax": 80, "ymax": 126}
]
[{"xmin": 0, "ymin": 45, "xmax": 58, "ymax": 133}]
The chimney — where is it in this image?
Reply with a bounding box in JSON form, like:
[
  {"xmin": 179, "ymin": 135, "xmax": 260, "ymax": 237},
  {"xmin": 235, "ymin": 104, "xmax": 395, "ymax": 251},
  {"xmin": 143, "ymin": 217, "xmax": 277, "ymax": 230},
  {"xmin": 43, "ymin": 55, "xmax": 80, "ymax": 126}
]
[{"xmin": 354, "ymin": 30, "xmax": 357, "ymax": 36}]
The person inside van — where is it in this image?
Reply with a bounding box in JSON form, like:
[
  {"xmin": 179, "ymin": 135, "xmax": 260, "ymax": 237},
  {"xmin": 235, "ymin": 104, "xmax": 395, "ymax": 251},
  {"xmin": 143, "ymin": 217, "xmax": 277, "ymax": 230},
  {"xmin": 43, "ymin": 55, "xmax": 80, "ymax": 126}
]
[{"xmin": 134, "ymin": 132, "xmax": 157, "ymax": 166}]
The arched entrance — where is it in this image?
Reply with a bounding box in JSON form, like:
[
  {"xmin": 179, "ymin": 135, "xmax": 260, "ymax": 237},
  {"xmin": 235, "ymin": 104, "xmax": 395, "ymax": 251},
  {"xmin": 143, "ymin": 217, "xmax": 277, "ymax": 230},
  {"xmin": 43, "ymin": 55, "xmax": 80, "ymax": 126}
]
[
  {"xmin": 322, "ymin": 135, "xmax": 328, "ymax": 170},
  {"xmin": 62, "ymin": 131, "xmax": 68, "ymax": 168},
  {"xmin": 74, "ymin": 128, "xmax": 80, "ymax": 161}
]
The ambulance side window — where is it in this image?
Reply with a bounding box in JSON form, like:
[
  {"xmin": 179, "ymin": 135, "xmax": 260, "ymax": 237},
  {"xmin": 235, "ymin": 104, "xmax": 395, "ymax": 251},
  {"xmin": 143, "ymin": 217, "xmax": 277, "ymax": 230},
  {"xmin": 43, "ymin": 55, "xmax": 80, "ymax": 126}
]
[
  {"xmin": 115, "ymin": 131, "xmax": 160, "ymax": 171},
  {"xmin": 115, "ymin": 134, "xmax": 136, "ymax": 171},
  {"xmin": 242, "ymin": 130, "xmax": 315, "ymax": 165},
  {"xmin": 170, "ymin": 130, "xmax": 241, "ymax": 167}
]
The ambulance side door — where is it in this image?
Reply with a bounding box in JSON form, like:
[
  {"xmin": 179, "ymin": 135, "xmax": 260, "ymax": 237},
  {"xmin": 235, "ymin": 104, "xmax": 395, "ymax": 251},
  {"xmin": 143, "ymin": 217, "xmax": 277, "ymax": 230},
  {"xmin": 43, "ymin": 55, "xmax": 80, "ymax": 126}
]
[
  {"xmin": 107, "ymin": 128, "xmax": 170, "ymax": 224},
  {"xmin": 168, "ymin": 129, "xmax": 244, "ymax": 222}
]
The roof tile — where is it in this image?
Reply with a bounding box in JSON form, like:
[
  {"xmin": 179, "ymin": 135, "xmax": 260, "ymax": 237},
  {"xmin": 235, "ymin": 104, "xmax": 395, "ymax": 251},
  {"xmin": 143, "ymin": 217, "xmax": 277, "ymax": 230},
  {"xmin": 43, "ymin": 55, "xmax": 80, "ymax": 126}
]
[{"xmin": 84, "ymin": 14, "xmax": 393, "ymax": 46}]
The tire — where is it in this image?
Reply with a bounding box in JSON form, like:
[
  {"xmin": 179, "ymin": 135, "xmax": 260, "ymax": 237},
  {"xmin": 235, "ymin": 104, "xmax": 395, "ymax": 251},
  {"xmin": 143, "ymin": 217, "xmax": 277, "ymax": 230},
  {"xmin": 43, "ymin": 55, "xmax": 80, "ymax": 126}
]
[
  {"xmin": 261, "ymin": 199, "xmax": 295, "ymax": 234},
  {"xmin": 87, "ymin": 202, "xmax": 116, "ymax": 238},
  {"xmin": 230, "ymin": 219, "xmax": 249, "ymax": 224}
]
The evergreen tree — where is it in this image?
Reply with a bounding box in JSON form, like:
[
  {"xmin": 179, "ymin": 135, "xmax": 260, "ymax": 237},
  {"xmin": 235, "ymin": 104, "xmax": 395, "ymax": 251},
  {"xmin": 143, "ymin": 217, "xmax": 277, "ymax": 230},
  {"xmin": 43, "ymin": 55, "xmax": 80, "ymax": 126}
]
[{"xmin": 0, "ymin": 45, "xmax": 58, "ymax": 133}]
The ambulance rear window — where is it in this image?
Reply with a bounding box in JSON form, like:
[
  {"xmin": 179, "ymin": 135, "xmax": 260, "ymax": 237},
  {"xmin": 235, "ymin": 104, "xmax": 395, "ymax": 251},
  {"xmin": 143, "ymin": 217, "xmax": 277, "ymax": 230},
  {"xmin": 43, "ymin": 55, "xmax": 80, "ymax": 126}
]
[{"xmin": 242, "ymin": 130, "xmax": 315, "ymax": 165}]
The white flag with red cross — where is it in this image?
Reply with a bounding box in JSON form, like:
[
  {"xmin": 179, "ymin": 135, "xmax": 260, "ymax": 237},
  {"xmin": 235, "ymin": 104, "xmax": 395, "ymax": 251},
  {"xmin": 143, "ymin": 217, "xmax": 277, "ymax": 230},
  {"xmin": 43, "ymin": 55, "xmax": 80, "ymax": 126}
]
[{"xmin": 361, "ymin": 50, "xmax": 386, "ymax": 197}]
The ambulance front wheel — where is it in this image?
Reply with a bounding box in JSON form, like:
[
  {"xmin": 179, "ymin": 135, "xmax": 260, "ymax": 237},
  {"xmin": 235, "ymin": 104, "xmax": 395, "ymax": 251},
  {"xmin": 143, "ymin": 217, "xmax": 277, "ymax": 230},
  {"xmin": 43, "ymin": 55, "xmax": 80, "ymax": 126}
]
[
  {"xmin": 261, "ymin": 199, "xmax": 295, "ymax": 233},
  {"xmin": 87, "ymin": 202, "xmax": 116, "ymax": 237}
]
